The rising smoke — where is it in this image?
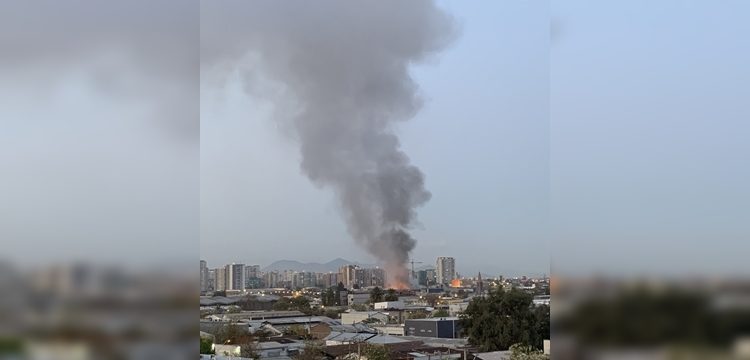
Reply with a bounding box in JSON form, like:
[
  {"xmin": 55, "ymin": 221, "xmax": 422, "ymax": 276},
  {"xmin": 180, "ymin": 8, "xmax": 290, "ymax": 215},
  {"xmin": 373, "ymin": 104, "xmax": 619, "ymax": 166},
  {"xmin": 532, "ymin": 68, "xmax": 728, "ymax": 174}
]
[{"xmin": 202, "ymin": 0, "xmax": 457, "ymax": 287}]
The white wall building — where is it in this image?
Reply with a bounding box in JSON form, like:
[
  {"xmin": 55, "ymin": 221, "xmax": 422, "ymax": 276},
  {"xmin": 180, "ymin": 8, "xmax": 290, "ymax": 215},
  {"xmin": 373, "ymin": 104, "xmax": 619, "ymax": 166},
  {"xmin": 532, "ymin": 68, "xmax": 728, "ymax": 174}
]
[{"xmin": 374, "ymin": 301, "xmax": 404, "ymax": 310}]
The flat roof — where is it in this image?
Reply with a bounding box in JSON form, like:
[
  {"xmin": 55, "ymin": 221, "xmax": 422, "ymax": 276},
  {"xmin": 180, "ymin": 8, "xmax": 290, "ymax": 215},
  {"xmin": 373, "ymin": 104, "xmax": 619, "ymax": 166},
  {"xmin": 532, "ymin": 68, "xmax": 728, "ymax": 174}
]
[{"xmin": 406, "ymin": 317, "xmax": 460, "ymax": 322}]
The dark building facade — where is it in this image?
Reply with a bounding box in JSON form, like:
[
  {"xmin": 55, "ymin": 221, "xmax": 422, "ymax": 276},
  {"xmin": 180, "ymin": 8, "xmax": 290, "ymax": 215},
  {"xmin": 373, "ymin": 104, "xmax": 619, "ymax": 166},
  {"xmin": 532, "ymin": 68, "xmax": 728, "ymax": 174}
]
[{"xmin": 404, "ymin": 318, "xmax": 461, "ymax": 339}]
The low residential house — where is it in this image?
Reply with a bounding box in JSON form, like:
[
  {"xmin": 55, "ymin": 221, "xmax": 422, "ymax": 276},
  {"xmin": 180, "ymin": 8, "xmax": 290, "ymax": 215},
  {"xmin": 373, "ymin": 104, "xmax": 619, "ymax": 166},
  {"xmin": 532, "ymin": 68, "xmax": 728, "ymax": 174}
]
[
  {"xmin": 257, "ymin": 339, "xmax": 306, "ymax": 359},
  {"xmin": 240, "ymin": 320, "xmax": 284, "ymax": 336},
  {"xmin": 310, "ymin": 322, "xmax": 374, "ymax": 340},
  {"xmin": 374, "ymin": 301, "xmax": 405, "ymax": 310},
  {"xmin": 200, "ymin": 296, "xmax": 243, "ymax": 307},
  {"xmin": 365, "ymin": 334, "xmax": 409, "ymax": 345},
  {"xmin": 532, "ymin": 295, "xmax": 550, "ymax": 306},
  {"xmin": 371, "ymin": 324, "xmax": 405, "ymax": 336},
  {"xmin": 221, "ymin": 310, "xmax": 307, "ymax": 322},
  {"xmin": 324, "ymin": 331, "xmax": 377, "ymax": 346},
  {"xmin": 340, "ymin": 311, "xmax": 389, "ymax": 325},
  {"xmin": 472, "ymin": 350, "xmax": 512, "ymax": 360},
  {"xmin": 241, "ymin": 316, "xmax": 338, "ymax": 335},
  {"xmin": 448, "ymin": 302, "xmax": 469, "ymax": 315}
]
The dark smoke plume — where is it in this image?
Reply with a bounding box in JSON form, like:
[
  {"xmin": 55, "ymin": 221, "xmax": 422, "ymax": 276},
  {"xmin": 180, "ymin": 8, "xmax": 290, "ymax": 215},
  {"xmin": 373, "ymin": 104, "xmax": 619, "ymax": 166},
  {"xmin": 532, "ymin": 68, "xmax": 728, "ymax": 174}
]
[{"xmin": 202, "ymin": 0, "xmax": 457, "ymax": 286}]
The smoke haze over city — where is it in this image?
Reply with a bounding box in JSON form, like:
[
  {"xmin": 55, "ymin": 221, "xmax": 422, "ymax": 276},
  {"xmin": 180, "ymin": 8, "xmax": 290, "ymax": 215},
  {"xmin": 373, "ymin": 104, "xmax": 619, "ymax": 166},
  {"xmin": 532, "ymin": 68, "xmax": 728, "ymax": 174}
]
[{"xmin": 200, "ymin": 1, "xmax": 550, "ymax": 278}]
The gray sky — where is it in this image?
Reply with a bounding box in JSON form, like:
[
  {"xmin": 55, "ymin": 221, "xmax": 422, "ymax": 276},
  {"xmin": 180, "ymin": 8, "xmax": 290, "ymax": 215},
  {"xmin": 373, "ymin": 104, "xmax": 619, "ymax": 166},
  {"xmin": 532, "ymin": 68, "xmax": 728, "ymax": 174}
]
[
  {"xmin": 200, "ymin": 1, "xmax": 549, "ymax": 277},
  {"xmin": 551, "ymin": 0, "xmax": 750, "ymax": 277},
  {"xmin": 0, "ymin": 0, "xmax": 199, "ymax": 270},
  {"xmin": 5, "ymin": 1, "xmax": 741, "ymax": 279}
]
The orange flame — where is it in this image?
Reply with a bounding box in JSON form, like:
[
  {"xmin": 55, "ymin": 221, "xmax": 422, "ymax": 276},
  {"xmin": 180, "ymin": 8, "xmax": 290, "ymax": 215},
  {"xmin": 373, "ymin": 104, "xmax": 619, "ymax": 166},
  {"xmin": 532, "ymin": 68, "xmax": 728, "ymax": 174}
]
[
  {"xmin": 450, "ymin": 278, "xmax": 462, "ymax": 288},
  {"xmin": 388, "ymin": 280, "xmax": 410, "ymax": 290}
]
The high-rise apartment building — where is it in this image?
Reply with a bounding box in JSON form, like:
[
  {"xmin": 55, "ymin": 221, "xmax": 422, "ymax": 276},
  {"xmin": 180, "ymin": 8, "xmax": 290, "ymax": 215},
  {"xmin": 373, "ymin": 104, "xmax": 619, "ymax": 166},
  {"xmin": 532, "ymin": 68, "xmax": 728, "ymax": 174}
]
[
  {"xmin": 264, "ymin": 271, "xmax": 279, "ymax": 288},
  {"xmin": 354, "ymin": 268, "xmax": 366, "ymax": 287},
  {"xmin": 339, "ymin": 265, "xmax": 358, "ymax": 289},
  {"xmin": 338, "ymin": 265, "xmax": 387, "ymax": 288},
  {"xmin": 322, "ymin": 272, "xmax": 339, "ymax": 288},
  {"xmin": 208, "ymin": 268, "xmax": 217, "ymax": 291},
  {"xmin": 215, "ymin": 267, "xmax": 226, "ymax": 291},
  {"xmin": 363, "ymin": 268, "xmax": 386, "ymax": 287},
  {"xmin": 225, "ymin": 263, "xmax": 245, "ymax": 291},
  {"xmin": 417, "ymin": 270, "xmax": 428, "ymax": 286},
  {"xmin": 200, "ymin": 260, "xmax": 208, "ymax": 292},
  {"xmin": 245, "ymin": 265, "xmax": 261, "ymax": 288},
  {"xmin": 245, "ymin": 265, "xmax": 260, "ymax": 280},
  {"xmin": 436, "ymin": 257, "xmax": 456, "ymax": 285},
  {"xmin": 424, "ymin": 268, "xmax": 437, "ymax": 286}
]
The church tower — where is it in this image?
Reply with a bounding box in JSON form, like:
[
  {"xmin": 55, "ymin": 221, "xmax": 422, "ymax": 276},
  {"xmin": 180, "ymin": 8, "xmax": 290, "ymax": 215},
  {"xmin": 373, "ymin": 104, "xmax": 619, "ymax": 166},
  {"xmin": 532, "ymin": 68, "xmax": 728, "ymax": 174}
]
[{"xmin": 477, "ymin": 272, "xmax": 484, "ymax": 295}]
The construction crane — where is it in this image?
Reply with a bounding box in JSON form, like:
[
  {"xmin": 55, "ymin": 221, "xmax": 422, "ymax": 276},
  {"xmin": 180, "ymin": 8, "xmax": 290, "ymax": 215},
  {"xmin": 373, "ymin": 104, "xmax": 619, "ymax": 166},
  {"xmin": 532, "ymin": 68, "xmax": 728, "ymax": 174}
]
[{"xmin": 409, "ymin": 259, "xmax": 423, "ymax": 282}]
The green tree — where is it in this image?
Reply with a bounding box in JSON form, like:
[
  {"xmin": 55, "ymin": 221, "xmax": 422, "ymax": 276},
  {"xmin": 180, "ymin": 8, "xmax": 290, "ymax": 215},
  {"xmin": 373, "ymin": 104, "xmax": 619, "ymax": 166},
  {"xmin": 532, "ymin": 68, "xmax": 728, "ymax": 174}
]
[
  {"xmin": 294, "ymin": 341, "xmax": 325, "ymax": 360},
  {"xmin": 199, "ymin": 338, "xmax": 214, "ymax": 355},
  {"xmin": 293, "ymin": 296, "xmax": 312, "ymax": 312},
  {"xmin": 361, "ymin": 343, "xmax": 389, "ymax": 360},
  {"xmin": 425, "ymin": 294, "xmax": 439, "ymax": 307},
  {"xmin": 361, "ymin": 317, "xmax": 383, "ymax": 325},
  {"xmin": 240, "ymin": 342, "xmax": 260, "ymax": 359},
  {"xmin": 287, "ymin": 324, "xmax": 309, "ymax": 338},
  {"xmin": 273, "ymin": 298, "xmax": 290, "ymax": 311},
  {"xmin": 370, "ymin": 286, "xmax": 384, "ymax": 303},
  {"xmin": 557, "ymin": 287, "xmax": 742, "ymax": 347},
  {"xmin": 509, "ymin": 343, "xmax": 549, "ymax": 360},
  {"xmin": 351, "ymin": 303, "xmax": 368, "ymax": 311},
  {"xmin": 460, "ymin": 287, "xmax": 546, "ymax": 351},
  {"xmin": 274, "ymin": 296, "xmax": 312, "ymax": 313},
  {"xmin": 408, "ymin": 312, "xmax": 427, "ymax": 319},
  {"xmin": 322, "ymin": 288, "xmax": 336, "ymax": 306},
  {"xmin": 215, "ymin": 324, "xmax": 245, "ymax": 344},
  {"xmin": 433, "ymin": 309, "xmax": 449, "ymax": 318},
  {"xmin": 384, "ymin": 288, "xmax": 398, "ymax": 301},
  {"xmin": 533, "ymin": 305, "xmax": 550, "ymax": 342},
  {"xmin": 255, "ymin": 329, "xmax": 273, "ymax": 342},
  {"xmin": 324, "ymin": 309, "xmax": 343, "ymax": 319}
]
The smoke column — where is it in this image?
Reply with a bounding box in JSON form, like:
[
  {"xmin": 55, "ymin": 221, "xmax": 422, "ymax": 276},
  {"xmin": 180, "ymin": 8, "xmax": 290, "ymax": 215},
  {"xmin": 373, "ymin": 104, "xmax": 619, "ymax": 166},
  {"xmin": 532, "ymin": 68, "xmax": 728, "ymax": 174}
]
[{"xmin": 202, "ymin": 0, "xmax": 457, "ymax": 287}]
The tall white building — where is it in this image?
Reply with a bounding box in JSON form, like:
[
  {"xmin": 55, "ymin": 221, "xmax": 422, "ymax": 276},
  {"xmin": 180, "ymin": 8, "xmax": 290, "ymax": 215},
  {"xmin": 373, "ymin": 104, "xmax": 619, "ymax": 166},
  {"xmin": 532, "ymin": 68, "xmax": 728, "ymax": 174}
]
[
  {"xmin": 436, "ymin": 257, "xmax": 456, "ymax": 285},
  {"xmin": 200, "ymin": 260, "xmax": 208, "ymax": 292}
]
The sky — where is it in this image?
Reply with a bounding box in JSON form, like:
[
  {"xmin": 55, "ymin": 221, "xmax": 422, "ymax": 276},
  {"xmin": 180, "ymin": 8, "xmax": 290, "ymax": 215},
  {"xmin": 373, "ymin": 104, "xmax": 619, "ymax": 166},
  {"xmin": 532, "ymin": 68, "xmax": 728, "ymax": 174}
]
[
  {"xmin": 552, "ymin": 0, "xmax": 750, "ymax": 276},
  {"xmin": 0, "ymin": 1, "xmax": 199, "ymax": 270},
  {"xmin": 2, "ymin": 1, "xmax": 743, "ymax": 279},
  {"xmin": 200, "ymin": 0, "xmax": 550, "ymax": 277}
]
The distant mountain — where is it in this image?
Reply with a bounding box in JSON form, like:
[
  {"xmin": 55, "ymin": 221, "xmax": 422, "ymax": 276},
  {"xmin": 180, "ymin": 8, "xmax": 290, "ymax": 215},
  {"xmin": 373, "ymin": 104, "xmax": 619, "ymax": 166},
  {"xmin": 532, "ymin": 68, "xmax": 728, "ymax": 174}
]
[{"xmin": 262, "ymin": 258, "xmax": 376, "ymax": 273}]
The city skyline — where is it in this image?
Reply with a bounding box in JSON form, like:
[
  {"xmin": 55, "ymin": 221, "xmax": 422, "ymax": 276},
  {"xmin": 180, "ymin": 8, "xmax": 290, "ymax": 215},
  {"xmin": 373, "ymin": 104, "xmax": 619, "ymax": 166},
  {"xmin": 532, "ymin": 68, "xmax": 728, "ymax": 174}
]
[
  {"xmin": 199, "ymin": 254, "xmax": 542, "ymax": 281},
  {"xmin": 199, "ymin": 256, "xmax": 536, "ymax": 295}
]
